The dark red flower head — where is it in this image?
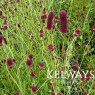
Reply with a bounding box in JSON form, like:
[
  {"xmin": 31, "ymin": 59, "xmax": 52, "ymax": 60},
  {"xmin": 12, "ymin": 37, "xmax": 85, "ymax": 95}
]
[
  {"xmin": 26, "ymin": 59, "xmax": 32, "ymax": 67},
  {"xmin": 7, "ymin": 58, "xmax": 13, "ymax": 68},
  {"xmin": 30, "ymin": 84, "xmax": 37, "ymax": 94},
  {"xmin": 59, "ymin": 10, "xmax": 68, "ymax": 33},
  {"xmin": 48, "ymin": 44, "xmax": 54, "ymax": 51},
  {"xmin": 47, "ymin": 11, "xmax": 54, "ymax": 30},
  {"xmin": 2, "ymin": 20, "xmax": 7, "ymax": 29}
]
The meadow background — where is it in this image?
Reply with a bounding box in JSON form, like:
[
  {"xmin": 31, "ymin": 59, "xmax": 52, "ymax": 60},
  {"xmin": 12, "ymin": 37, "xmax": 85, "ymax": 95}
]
[{"xmin": 0, "ymin": 0, "xmax": 95, "ymax": 95}]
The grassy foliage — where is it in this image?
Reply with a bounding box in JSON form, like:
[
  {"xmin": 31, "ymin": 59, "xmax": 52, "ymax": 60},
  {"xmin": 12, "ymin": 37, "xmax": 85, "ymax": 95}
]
[{"xmin": 0, "ymin": 0, "xmax": 95, "ymax": 95}]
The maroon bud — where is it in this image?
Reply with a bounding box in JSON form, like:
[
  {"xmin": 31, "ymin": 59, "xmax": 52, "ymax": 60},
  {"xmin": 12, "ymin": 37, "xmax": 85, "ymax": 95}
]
[
  {"xmin": 30, "ymin": 84, "xmax": 37, "ymax": 94},
  {"xmin": 81, "ymin": 75, "xmax": 85, "ymax": 81},
  {"xmin": 38, "ymin": 63, "xmax": 44, "ymax": 69},
  {"xmin": 48, "ymin": 44, "xmax": 54, "ymax": 51},
  {"xmin": 87, "ymin": 64, "xmax": 91, "ymax": 70},
  {"xmin": 55, "ymin": 16, "xmax": 59, "ymax": 23},
  {"xmin": 0, "ymin": 11, "xmax": 2, "ymax": 17},
  {"xmin": 47, "ymin": 11, "xmax": 54, "ymax": 30},
  {"xmin": 41, "ymin": 8, "xmax": 47, "ymax": 22},
  {"xmin": 57, "ymin": 92, "xmax": 63, "ymax": 95},
  {"xmin": 51, "ymin": 87, "xmax": 55, "ymax": 95},
  {"xmin": 39, "ymin": 29, "xmax": 44, "ymax": 37},
  {"xmin": 80, "ymin": 13, "xmax": 84, "ymax": 17},
  {"xmin": 0, "ymin": 35, "xmax": 3, "ymax": 45},
  {"xmin": 26, "ymin": 59, "xmax": 32, "ymax": 67},
  {"xmin": 92, "ymin": 24, "xmax": 95, "ymax": 31},
  {"xmin": 41, "ymin": 14, "xmax": 47, "ymax": 20},
  {"xmin": 83, "ymin": 90, "xmax": 87, "ymax": 95},
  {"xmin": 14, "ymin": 92, "xmax": 19, "ymax": 95},
  {"xmin": 71, "ymin": 60, "xmax": 78, "ymax": 71},
  {"xmin": 7, "ymin": 58, "xmax": 13, "ymax": 68},
  {"xmin": 2, "ymin": 20, "xmax": 7, "ymax": 29},
  {"xmin": 30, "ymin": 71, "xmax": 36, "ymax": 78},
  {"xmin": 28, "ymin": 54, "xmax": 33, "ymax": 60},
  {"xmin": 72, "ymin": 65, "xmax": 78, "ymax": 71},
  {"xmin": 59, "ymin": 66, "xmax": 66, "ymax": 72},
  {"xmin": 59, "ymin": 10, "xmax": 68, "ymax": 33},
  {"xmin": 52, "ymin": 25, "xmax": 56, "ymax": 30},
  {"xmin": 86, "ymin": 73, "xmax": 91, "ymax": 80},
  {"xmin": 72, "ymin": 29, "xmax": 80, "ymax": 37},
  {"xmin": 42, "ymin": 8, "xmax": 46, "ymax": 14},
  {"xmin": 74, "ymin": 29, "xmax": 80, "ymax": 35}
]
